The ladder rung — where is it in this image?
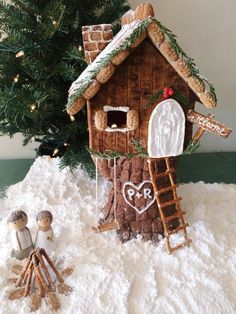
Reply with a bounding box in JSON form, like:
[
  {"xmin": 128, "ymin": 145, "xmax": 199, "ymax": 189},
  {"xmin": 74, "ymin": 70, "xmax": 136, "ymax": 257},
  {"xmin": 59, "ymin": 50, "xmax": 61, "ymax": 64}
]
[
  {"xmin": 164, "ymin": 211, "xmax": 186, "ymax": 223},
  {"xmin": 160, "ymin": 197, "xmax": 182, "ymax": 208},
  {"xmin": 157, "ymin": 184, "xmax": 178, "ymax": 194},
  {"xmin": 167, "ymin": 223, "xmax": 189, "ymax": 235},
  {"xmin": 152, "ymin": 169, "xmax": 175, "ymax": 179},
  {"xmin": 168, "ymin": 239, "xmax": 192, "ymax": 253},
  {"xmin": 148, "ymin": 157, "xmax": 191, "ymax": 254}
]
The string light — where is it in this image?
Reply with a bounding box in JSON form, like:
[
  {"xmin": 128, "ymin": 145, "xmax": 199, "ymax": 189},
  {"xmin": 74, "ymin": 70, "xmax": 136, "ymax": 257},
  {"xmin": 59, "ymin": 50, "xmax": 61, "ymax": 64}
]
[
  {"xmin": 52, "ymin": 20, "xmax": 57, "ymax": 26},
  {"xmin": 64, "ymin": 143, "xmax": 68, "ymax": 146},
  {"xmin": 78, "ymin": 45, "xmax": 83, "ymax": 51},
  {"xmin": 15, "ymin": 50, "xmax": 25, "ymax": 58},
  {"xmin": 30, "ymin": 103, "xmax": 37, "ymax": 112},
  {"xmin": 70, "ymin": 115, "xmax": 75, "ymax": 122},
  {"xmin": 53, "ymin": 148, "xmax": 59, "ymax": 156},
  {"xmin": 13, "ymin": 74, "xmax": 20, "ymax": 83}
]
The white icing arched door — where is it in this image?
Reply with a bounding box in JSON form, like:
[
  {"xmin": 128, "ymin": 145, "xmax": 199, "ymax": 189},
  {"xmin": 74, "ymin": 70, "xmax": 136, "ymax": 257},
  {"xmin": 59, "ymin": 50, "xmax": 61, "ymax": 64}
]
[{"xmin": 148, "ymin": 99, "xmax": 185, "ymax": 158}]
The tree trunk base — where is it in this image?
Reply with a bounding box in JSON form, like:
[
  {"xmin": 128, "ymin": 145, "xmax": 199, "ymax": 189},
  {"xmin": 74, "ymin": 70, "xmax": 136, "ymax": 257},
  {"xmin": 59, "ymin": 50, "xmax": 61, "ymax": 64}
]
[{"xmin": 98, "ymin": 157, "xmax": 180, "ymax": 243}]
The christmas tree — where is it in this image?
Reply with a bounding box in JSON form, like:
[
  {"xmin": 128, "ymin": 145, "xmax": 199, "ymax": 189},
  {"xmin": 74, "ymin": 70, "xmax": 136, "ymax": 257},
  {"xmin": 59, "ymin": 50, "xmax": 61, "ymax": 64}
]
[{"xmin": 0, "ymin": 0, "xmax": 129, "ymax": 174}]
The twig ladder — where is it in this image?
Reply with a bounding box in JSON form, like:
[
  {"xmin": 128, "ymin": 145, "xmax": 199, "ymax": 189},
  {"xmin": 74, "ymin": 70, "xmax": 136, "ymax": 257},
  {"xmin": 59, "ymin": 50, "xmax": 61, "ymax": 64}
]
[{"xmin": 148, "ymin": 157, "xmax": 192, "ymax": 253}]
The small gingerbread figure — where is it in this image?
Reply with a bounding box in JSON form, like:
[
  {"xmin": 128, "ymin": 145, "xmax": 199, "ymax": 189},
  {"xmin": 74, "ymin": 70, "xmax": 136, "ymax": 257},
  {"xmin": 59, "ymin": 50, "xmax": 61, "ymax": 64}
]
[
  {"xmin": 7, "ymin": 210, "xmax": 34, "ymax": 260},
  {"xmin": 34, "ymin": 210, "xmax": 54, "ymax": 254}
]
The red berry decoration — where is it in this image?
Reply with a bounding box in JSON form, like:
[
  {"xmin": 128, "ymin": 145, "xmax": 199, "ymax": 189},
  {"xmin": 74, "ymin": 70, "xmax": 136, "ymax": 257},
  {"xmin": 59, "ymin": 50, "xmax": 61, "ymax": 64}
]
[
  {"xmin": 163, "ymin": 86, "xmax": 170, "ymax": 93},
  {"xmin": 163, "ymin": 86, "xmax": 174, "ymax": 99}
]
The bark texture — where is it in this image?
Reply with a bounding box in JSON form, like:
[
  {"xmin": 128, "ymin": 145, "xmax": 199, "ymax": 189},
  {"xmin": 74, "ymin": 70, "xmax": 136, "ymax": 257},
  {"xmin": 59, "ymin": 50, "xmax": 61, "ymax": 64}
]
[{"xmin": 98, "ymin": 156, "xmax": 179, "ymax": 243}]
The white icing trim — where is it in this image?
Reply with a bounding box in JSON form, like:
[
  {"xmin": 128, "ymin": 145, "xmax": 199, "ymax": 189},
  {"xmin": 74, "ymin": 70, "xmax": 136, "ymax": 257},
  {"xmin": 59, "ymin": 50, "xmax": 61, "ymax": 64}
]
[
  {"xmin": 105, "ymin": 127, "xmax": 129, "ymax": 133},
  {"xmin": 82, "ymin": 24, "xmax": 112, "ymax": 32},
  {"xmin": 103, "ymin": 105, "xmax": 130, "ymax": 112},
  {"xmin": 122, "ymin": 181, "xmax": 156, "ymax": 214},
  {"xmin": 103, "ymin": 106, "xmax": 131, "ymax": 132}
]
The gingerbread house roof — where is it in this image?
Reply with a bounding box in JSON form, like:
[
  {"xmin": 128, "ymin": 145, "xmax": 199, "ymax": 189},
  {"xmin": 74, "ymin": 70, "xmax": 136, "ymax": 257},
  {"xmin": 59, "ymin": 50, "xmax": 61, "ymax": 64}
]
[{"xmin": 66, "ymin": 3, "xmax": 217, "ymax": 116}]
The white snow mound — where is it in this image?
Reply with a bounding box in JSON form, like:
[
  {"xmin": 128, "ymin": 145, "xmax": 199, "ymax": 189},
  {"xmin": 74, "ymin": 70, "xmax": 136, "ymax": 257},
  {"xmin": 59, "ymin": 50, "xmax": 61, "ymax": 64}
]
[{"xmin": 0, "ymin": 156, "xmax": 236, "ymax": 314}]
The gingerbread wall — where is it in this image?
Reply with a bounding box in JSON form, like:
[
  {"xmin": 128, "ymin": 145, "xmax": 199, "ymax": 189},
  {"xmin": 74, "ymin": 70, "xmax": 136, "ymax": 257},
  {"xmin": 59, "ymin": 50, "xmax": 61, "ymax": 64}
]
[{"xmin": 87, "ymin": 38, "xmax": 196, "ymax": 154}]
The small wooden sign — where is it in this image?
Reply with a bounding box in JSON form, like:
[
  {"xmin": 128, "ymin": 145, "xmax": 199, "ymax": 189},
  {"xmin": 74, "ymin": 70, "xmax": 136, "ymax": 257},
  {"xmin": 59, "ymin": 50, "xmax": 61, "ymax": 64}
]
[{"xmin": 187, "ymin": 110, "xmax": 232, "ymax": 138}]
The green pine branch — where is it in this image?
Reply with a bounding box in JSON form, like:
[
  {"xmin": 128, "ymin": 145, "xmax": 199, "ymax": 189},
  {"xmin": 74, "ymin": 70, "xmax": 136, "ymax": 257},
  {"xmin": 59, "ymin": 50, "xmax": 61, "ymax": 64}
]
[
  {"xmin": 0, "ymin": 0, "xmax": 130, "ymax": 172},
  {"xmin": 67, "ymin": 17, "xmax": 152, "ymax": 109},
  {"xmin": 183, "ymin": 140, "xmax": 201, "ymax": 154},
  {"xmin": 156, "ymin": 20, "xmax": 217, "ymax": 102}
]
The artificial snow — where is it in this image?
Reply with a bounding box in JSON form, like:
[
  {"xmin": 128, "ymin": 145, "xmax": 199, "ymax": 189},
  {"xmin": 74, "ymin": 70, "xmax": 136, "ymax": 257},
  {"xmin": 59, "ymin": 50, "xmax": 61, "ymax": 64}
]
[{"xmin": 0, "ymin": 156, "xmax": 236, "ymax": 314}]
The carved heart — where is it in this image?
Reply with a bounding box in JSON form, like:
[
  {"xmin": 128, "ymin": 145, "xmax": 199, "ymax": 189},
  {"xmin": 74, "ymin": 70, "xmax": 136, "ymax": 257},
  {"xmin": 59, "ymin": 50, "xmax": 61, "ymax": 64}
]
[{"xmin": 122, "ymin": 180, "xmax": 156, "ymax": 214}]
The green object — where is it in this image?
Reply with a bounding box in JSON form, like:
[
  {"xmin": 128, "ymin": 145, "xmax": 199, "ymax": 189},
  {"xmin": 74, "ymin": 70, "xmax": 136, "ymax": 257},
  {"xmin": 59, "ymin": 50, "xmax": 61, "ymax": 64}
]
[
  {"xmin": 177, "ymin": 152, "xmax": 236, "ymax": 184},
  {"xmin": 88, "ymin": 139, "xmax": 148, "ymax": 160},
  {"xmin": 67, "ymin": 18, "xmax": 152, "ymax": 109},
  {"xmin": 0, "ymin": 153, "xmax": 235, "ymax": 196},
  {"xmin": 156, "ymin": 20, "xmax": 217, "ymax": 101},
  {"xmin": 183, "ymin": 140, "xmax": 201, "ymax": 155},
  {"xmin": 0, "ymin": 159, "xmax": 34, "ymax": 195},
  {"xmin": 0, "ymin": 0, "xmax": 130, "ymax": 173}
]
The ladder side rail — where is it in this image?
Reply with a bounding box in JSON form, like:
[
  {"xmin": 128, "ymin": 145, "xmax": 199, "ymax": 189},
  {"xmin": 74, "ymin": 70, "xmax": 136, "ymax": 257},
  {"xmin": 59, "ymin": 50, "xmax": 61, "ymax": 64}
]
[
  {"xmin": 164, "ymin": 158, "xmax": 189, "ymax": 241},
  {"xmin": 147, "ymin": 158, "xmax": 172, "ymax": 252}
]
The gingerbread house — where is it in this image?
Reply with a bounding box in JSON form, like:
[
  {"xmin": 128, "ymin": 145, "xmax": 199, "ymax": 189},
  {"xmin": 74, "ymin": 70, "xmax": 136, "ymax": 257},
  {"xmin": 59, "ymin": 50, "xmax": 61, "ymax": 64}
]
[{"xmin": 66, "ymin": 3, "xmax": 231, "ymax": 253}]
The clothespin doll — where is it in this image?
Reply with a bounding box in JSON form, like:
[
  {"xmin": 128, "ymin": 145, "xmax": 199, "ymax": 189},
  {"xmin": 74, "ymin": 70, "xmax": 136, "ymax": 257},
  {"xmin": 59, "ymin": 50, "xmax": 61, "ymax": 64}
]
[
  {"xmin": 7, "ymin": 210, "xmax": 33, "ymax": 260},
  {"xmin": 34, "ymin": 210, "xmax": 54, "ymax": 254}
]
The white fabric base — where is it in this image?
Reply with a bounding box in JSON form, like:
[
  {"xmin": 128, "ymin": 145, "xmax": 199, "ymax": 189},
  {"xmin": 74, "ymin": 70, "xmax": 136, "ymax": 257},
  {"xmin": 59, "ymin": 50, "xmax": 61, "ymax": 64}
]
[{"xmin": 0, "ymin": 156, "xmax": 235, "ymax": 314}]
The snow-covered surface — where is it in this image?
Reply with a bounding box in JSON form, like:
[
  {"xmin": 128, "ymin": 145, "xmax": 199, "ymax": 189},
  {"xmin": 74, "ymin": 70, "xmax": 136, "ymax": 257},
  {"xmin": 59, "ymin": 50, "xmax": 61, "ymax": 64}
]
[{"xmin": 0, "ymin": 156, "xmax": 236, "ymax": 314}]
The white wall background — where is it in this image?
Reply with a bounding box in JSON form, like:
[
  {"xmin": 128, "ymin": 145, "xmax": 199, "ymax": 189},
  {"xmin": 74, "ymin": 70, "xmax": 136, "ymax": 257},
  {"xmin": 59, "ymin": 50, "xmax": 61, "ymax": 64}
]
[
  {"xmin": 0, "ymin": 0, "xmax": 235, "ymax": 158},
  {"xmin": 0, "ymin": 133, "xmax": 37, "ymax": 159}
]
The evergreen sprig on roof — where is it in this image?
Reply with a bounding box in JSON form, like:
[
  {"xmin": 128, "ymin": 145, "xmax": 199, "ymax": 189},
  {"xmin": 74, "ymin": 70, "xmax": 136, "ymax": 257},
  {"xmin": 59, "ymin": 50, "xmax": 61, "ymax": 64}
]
[{"xmin": 67, "ymin": 13, "xmax": 217, "ymax": 115}]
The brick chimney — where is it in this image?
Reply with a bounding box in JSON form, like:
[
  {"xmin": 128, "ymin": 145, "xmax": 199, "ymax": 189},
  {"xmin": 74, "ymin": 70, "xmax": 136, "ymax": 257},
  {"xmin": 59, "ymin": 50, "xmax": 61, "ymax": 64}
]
[{"xmin": 82, "ymin": 24, "xmax": 113, "ymax": 64}]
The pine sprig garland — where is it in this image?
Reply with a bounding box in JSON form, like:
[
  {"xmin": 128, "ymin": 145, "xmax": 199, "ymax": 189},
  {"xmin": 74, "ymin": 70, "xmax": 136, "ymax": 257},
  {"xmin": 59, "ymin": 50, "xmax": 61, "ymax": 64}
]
[
  {"xmin": 144, "ymin": 90, "xmax": 163, "ymax": 108},
  {"xmin": 132, "ymin": 139, "xmax": 148, "ymax": 157},
  {"xmin": 156, "ymin": 21, "xmax": 217, "ymax": 102},
  {"xmin": 172, "ymin": 88, "xmax": 192, "ymax": 109},
  {"xmin": 145, "ymin": 87, "xmax": 192, "ymax": 110},
  {"xmin": 183, "ymin": 140, "xmax": 201, "ymax": 155},
  {"xmin": 67, "ymin": 17, "xmax": 152, "ymax": 109},
  {"xmin": 157, "ymin": 22, "xmax": 199, "ymax": 75},
  {"xmin": 88, "ymin": 136, "xmax": 201, "ymax": 161},
  {"xmin": 88, "ymin": 139, "xmax": 148, "ymax": 161}
]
